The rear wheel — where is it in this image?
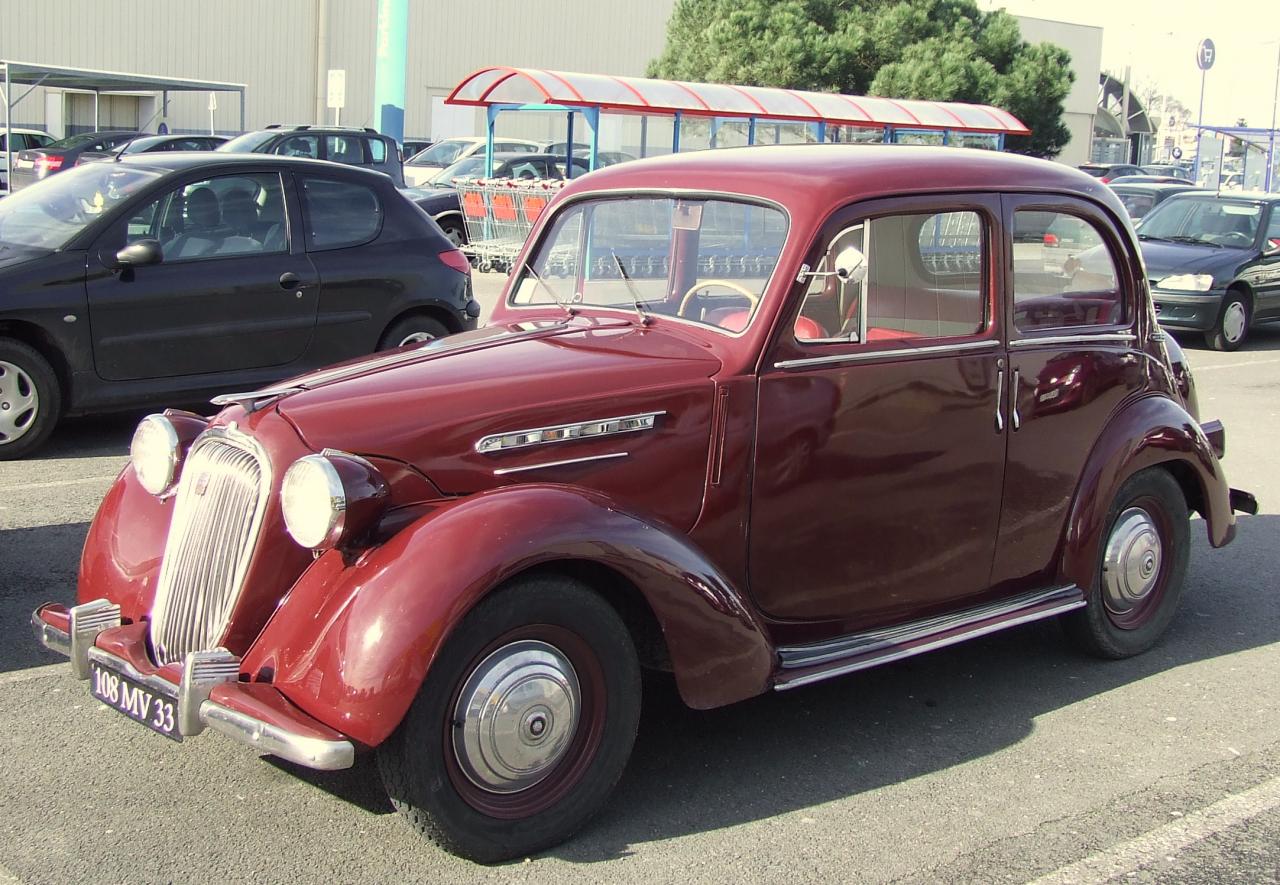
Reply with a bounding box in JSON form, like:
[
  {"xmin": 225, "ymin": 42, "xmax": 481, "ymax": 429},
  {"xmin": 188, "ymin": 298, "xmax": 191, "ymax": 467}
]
[
  {"xmin": 1064, "ymin": 468, "xmax": 1189, "ymax": 658},
  {"xmin": 1205, "ymin": 289, "xmax": 1251, "ymax": 352},
  {"xmin": 377, "ymin": 576, "xmax": 641, "ymax": 863},
  {"xmin": 438, "ymin": 218, "xmax": 466, "ymax": 247},
  {"xmin": 377, "ymin": 314, "xmax": 450, "ymax": 350},
  {"xmin": 0, "ymin": 339, "xmax": 61, "ymax": 461}
]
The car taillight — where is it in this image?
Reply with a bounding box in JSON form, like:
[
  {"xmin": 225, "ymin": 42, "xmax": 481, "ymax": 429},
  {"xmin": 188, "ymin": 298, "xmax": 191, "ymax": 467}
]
[
  {"xmin": 1044, "ymin": 233, "xmax": 1059, "ymax": 247},
  {"xmin": 1100, "ymin": 176, "xmax": 1111, "ymax": 184},
  {"xmin": 36, "ymin": 155, "xmax": 64, "ymax": 172},
  {"xmin": 438, "ymin": 248, "xmax": 471, "ymax": 276}
]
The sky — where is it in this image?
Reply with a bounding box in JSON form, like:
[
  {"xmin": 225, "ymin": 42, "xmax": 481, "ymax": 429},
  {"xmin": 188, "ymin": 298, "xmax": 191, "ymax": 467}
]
[{"xmin": 981, "ymin": 0, "xmax": 1280, "ymax": 130}]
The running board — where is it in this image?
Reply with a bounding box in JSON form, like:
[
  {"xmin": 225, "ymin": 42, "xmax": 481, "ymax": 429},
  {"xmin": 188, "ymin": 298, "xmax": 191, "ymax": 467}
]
[{"xmin": 774, "ymin": 585, "xmax": 1086, "ymax": 691}]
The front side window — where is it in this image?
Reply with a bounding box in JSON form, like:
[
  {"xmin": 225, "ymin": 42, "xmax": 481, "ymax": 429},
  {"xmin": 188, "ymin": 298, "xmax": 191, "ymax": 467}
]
[
  {"xmin": 125, "ymin": 173, "xmax": 289, "ymax": 261},
  {"xmin": 1265, "ymin": 208, "xmax": 1280, "ymax": 250},
  {"xmin": 794, "ymin": 210, "xmax": 985, "ymax": 343},
  {"xmin": 1012, "ymin": 210, "xmax": 1122, "ymax": 332},
  {"xmin": 510, "ymin": 196, "xmax": 788, "ymax": 334},
  {"xmin": 300, "ymin": 177, "xmax": 382, "ymax": 250}
]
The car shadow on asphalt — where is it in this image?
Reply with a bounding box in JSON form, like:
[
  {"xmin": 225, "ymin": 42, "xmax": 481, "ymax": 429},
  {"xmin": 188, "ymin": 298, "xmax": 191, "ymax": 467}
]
[
  {"xmin": 0, "ymin": 520, "xmax": 91, "ymax": 674},
  {"xmin": 1171, "ymin": 324, "xmax": 1280, "ymax": 354}
]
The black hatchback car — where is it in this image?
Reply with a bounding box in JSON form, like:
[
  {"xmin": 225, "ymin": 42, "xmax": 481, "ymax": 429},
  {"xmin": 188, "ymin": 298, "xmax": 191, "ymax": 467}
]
[
  {"xmin": 0, "ymin": 153, "xmax": 479, "ymax": 458},
  {"xmin": 218, "ymin": 126, "xmax": 404, "ymax": 187}
]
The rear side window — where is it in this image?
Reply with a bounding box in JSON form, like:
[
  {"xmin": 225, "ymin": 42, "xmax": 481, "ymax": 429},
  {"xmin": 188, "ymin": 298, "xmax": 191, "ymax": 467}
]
[
  {"xmin": 300, "ymin": 177, "xmax": 382, "ymax": 250},
  {"xmin": 368, "ymin": 138, "xmax": 387, "ymax": 163},
  {"xmin": 1012, "ymin": 210, "xmax": 1122, "ymax": 332},
  {"xmin": 325, "ymin": 135, "xmax": 366, "ymax": 166},
  {"xmin": 1117, "ymin": 192, "xmax": 1156, "ymax": 219},
  {"xmin": 275, "ymin": 135, "xmax": 319, "ymax": 159}
]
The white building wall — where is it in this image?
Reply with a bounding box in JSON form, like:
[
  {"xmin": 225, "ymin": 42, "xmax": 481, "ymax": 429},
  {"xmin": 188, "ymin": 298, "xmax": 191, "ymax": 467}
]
[{"xmin": 1013, "ymin": 15, "xmax": 1102, "ymax": 166}]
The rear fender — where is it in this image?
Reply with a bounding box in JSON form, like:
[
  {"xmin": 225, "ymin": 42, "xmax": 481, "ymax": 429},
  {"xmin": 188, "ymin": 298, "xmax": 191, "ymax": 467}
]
[
  {"xmin": 243, "ymin": 484, "xmax": 773, "ymax": 748},
  {"xmin": 1059, "ymin": 394, "xmax": 1234, "ymax": 591}
]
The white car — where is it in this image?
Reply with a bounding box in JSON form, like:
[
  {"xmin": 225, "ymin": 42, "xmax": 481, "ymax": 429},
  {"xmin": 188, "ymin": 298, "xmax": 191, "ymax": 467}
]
[
  {"xmin": 0, "ymin": 128, "xmax": 55, "ymax": 194},
  {"xmin": 402, "ymin": 136, "xmax": 539, "ymax": 187}
]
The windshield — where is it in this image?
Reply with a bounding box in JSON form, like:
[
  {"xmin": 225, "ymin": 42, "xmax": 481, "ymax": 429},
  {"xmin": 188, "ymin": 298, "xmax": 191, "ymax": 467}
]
[
  {"xmin": 407, "ymin": 139, "xmax": 473, "ymax": 167},
  {"xmin": 0, "ymin": 164, "xmax": 161, "ymax": 249},
  {"xmin": 431, "ymin": 156, "xmax": 485, "ymax": 184},
  {"xmin": 217, "ymin": 131, "xmax": 277, "ymax": 153},
  {"xmin": 510, "ymin": 196, "xmax": 789, "ymax": 334},
  {"xmin": 42, "ymin": 132, "xmax": 102, "ymax": 151},
  {"xmin": 1138, "ymin": 197, "xmax": 1262, "ymax": 247}
]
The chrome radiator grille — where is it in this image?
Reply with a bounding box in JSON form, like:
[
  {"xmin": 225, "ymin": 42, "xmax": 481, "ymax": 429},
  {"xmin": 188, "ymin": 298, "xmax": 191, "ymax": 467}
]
[{"xmin": 149, "ymin": 433, "xmax": 270, "ymax": 665}]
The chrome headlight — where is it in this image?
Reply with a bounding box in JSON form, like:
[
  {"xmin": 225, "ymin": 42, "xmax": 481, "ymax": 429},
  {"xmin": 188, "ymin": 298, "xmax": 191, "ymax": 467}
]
[
  {"xmin": 1156, "ymin": 273, "xmax": 1214, "ymax": 292},
  {"xmin": 130, "ymin": 415, "xmax": 181, "ymax": 496},
  {"xmin": 281, "ymin": 452, "xmax": 388, "ymax": 550}
]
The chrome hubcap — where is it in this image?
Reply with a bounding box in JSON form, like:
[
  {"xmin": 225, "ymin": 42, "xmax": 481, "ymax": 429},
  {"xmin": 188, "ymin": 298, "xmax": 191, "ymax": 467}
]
[
  {"xmin": 1223, "ymin": 301, "xmax": 1247, "ymax": 343},
  {"xmin": 452, "ymin": 639, "xmax": 580, "ymax": 794},
  {"xmin": 1102, "ymin": 507, "xmax": 1163, "ymax": 615},
  {"xmin": 397, "ymin": 331, "xmax": 436, "ymax": 346},
  {"xmin": 0, "ymin": 360, "xmax": 38, "ymax": 444}
]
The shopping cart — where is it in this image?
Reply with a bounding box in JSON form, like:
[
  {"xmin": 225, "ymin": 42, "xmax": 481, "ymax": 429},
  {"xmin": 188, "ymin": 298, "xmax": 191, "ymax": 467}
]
[{"xmin": 454, "ymin": 179, "xmax": 564, "ymax": 273}]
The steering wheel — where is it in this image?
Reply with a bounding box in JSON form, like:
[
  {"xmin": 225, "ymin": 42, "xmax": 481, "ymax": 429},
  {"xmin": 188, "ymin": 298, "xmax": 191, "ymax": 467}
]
[{"xmin": 677, "ymin": 279, "xmax": 760, "ymax": 319}]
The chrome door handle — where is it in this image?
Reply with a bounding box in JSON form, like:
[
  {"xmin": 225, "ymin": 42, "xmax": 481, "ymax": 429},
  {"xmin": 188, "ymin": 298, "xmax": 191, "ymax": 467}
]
[
  {"xmin": 994, "ymin": 358, "xmax": 1005, "ymax": 432},
  {"xmin": 1011, "ymin": 369, "xmax": 1021, "ymax": 431}
]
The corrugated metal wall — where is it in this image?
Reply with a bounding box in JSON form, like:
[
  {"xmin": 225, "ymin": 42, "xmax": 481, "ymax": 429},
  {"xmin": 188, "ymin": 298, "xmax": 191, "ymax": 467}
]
[{"xmin": 0, "ymin": 0, "xmax": 675, "ymax": 139}]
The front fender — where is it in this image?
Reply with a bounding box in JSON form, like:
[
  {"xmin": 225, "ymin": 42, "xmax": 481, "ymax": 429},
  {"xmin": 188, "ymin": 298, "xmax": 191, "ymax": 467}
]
[
  {"xmin": 1059, "ymin": 394, "xmax": 1234, "ymax": 591},
  {"xmin": 243, "ymin": 484, "xmax": 774, "ymax": 748}
]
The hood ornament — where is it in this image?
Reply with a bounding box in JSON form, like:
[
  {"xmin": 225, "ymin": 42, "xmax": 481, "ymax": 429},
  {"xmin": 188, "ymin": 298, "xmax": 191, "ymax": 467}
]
[{"xmin": 209, "ymin": 385, "xmax": 305, "ymax": 414}]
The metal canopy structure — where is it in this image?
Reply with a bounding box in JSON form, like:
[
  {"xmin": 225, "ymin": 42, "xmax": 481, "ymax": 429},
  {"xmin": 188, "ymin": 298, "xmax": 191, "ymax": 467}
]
[{"xmin": 1, "ymin": 59, "xmax": 246, "ymax": 191}]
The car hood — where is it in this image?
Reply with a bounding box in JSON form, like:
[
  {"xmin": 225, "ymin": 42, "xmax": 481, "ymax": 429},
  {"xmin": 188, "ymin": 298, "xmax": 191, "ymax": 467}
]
[
  {"xmin": 0, "ymin": 244, "xmax": 52, "ymax": 272},
  {"xmin": 272, "ymin": 317, "xmax": 724, "ymax": 510},
  {"xmin": 1140, "ymin": 240, "xmax": 1252, "ymax": 282}
]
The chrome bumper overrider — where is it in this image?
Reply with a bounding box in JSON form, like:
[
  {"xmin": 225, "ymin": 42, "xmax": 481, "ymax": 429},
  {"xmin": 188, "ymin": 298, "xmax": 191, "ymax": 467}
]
[{"xmin": 32, "ymin": 601, "xmax": 355, "ymax": 771}]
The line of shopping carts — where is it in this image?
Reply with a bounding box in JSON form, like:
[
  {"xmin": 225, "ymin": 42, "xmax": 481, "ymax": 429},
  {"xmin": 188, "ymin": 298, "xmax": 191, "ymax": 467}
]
[{"xmin": 454, "ymin": 178, "xmax": 565, "ymax": 273}]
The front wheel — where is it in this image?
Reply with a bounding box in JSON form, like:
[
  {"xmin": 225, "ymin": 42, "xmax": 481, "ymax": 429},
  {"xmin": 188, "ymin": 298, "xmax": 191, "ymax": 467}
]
[
  {"xmin": 0, "ymin": 339, "xmax": 62, "ymax": 461},
  {"xmin": 377, "ymin": 576, "xmax": 641, "ymax": 863},
  {"xmin": 1204, "ymin": 290, "xmax": 1251, "ymax": 352},
  {"xmin": 1063, "ymin": 468, "xmax": 1190, "ymax": 658}
]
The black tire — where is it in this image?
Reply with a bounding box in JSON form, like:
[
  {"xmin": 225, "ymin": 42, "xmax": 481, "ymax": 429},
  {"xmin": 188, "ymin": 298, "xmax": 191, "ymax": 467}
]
[
  {"xmin": 438, "ymin": 218, "xmax": 466, "ymax": 247},
  {"xmin": 377, "ymin": 575, "xmax": 642, "ymax": 863},
  {"xmin": 377, "ymin": 314, "xmax": 451, "ymax": 350},
  {"xmin": 0, "ymin": 338, "xmax": 62, "ymax": 461},
  {"xmin": 1063, "ymin": 468, "xmax": 1190, "ymax": 658},
  {"xmin": 1204, "ymin": 288, "xmax": 1251, "ymax": 352}
]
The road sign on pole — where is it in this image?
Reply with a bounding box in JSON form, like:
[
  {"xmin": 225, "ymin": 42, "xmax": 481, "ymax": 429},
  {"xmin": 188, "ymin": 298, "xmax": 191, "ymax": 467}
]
[
  {"xmin": 327, "ymin": 69, "xmax": 346, "ymax": 126},
  {"xmin": 1193, "ymin": 38, "xmax": 1214, "ymax": 184},
  {"xmin": 1196, "ymin": 39, "xmax": 1216, "ymax": 71},
  {"xmin": 207, "ymin": 92, "xmax": 217, "ymax": 135}
]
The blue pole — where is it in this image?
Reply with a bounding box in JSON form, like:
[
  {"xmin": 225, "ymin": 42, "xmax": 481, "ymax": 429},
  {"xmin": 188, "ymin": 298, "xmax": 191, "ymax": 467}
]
[
  {"xmin": 816, "ymin": 121, "xmax": 826, "ymax": 143},
  {"xmin": 710, "ymin": 117, "xmax": 720, "ymax": 149},
  {"xmin": 585, "ymin": 107, "xmax": 600, "ymax": 171},
  {"xmin": 1193, "ymin": 67, "xmax": 1207, "ymax": 184},
  {"xmin": 372, "ymin": 0, "xmax": 408, "ymax": 143},
  {"xmin": 672, "ymin": 112, "xmax": 682, "ymax": 153},
  {"xmin": 565, "ymin": 111, "xmax": 575, "ymax": 178},
  {"xmin": 485, "ymin": 106, "xmax": 497, "ymax": 177},
  {"xmin": 748, "ymin": 117, "xmax": 756, "ymax": 146}
]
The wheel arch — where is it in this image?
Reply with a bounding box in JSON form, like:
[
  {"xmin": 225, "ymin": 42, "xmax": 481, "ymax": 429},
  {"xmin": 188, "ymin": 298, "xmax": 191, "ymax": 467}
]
[
  {"xmin": 0, "ymin": 320, "xmax": 71, "ymax": 403},
  {"xmin": 378, "ymin": 305, "xmax": 462, "ymax": 345}
]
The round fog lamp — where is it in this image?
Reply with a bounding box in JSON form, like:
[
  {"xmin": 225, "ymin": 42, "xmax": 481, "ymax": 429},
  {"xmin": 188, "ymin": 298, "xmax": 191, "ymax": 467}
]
[
  {"xmin": 281, "ymin": 455, "xmax": 347, "ymax": 549},
  {"xmin": 130, "ymin": 415, "xmax": 180, "ymax": 496}
]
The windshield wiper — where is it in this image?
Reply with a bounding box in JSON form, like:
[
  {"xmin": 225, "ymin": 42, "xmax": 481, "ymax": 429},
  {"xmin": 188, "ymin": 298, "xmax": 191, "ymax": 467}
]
[
  {"xmin": 611, "ymin": 250, "xmax": 651, "ymax": 326},
  {"xmin": 1137, "ymin": 233, "xmax": 1174, "ymax": 242},
  {"xmin": 521, "ymin": 261, "xmax": 575, "ymax": 318},
  {"xmin": 1167, "ymin": 235, "xmax": 1222, "ymax": 248}
]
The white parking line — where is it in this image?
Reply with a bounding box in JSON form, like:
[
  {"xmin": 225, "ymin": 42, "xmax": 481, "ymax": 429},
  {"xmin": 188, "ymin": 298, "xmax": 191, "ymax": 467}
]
[
  {"xmin": 0, "ymin": 663, "xmax": 67, "ymax": 686},
  {"xmin": 0, "ymin": 474, "xmax": 118, "ymax": 492},
  {"xmin": 1030, "ymin": 775, "xmax": 1280, "ymax": 884},
  {"xmin": 1193, "ymin": 357, "xmax": 1280, "ymax": 371}
]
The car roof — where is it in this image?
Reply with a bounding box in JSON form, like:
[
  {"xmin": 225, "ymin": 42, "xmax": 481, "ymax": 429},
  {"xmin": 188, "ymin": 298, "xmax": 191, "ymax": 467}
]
[
  {"xmin": 110, "ymin": 151, "xmax": 394, "ymax": 183},
  {"xmin": 1110, "ymin": 182, "xmax": 1208, "ymax": 193},
  {"xmin": 566, "ymin": 144, "xmax": 1129, "ymax": 220},
  {"xmin": 4, "ymin": 127, "xmax": 50, "ymax": 135}
]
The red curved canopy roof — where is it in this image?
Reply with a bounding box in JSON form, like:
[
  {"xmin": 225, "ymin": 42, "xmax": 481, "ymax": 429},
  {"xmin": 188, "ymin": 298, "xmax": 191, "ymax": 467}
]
[{"xmin": 446, "ymin": 67, "xmax": 1030, "ymax": 136}]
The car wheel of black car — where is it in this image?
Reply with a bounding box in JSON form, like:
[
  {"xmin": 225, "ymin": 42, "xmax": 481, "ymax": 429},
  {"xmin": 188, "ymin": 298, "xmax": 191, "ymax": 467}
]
[
  {"xmin": 377, "ymin": 575, "xmax": 641, "ymax": 863},
  {"xmin": 378, "ymin": 315, "xmax": 451, "ymax": 349},
  {"xmin": 438, "ymin": 218, "xmax": 466, "ymax": 247},
  {"xmin": 1205, "ymin": 289, "xmax": 1251, "ymax": 352},
  {"xmin": 0, "ymin": 339, "xmax": 62, "ymax": 461},
  {"xmin": 1064, "ymin": 468, "xmax": 1189, "ymax": 659}
]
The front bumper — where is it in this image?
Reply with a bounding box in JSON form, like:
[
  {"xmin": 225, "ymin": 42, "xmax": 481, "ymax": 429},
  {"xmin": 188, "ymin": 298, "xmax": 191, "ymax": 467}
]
[
  {"xmin": 32, "ymin": 601, "xmax": 355, "ymax": 771},
  {"xmin": 1151, "ymin": 288, "xmax": 1224, "ymax": 332}
]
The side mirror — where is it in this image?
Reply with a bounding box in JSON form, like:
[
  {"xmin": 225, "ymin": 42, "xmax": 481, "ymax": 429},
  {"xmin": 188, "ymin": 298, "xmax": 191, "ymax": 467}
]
[
  {"xmin": 115, "ymin": 239, "xmax": 163, "ymax": 268},
  {"xmin": 833, "ymin": 246, "xmax": 868, "ymax": 284}
]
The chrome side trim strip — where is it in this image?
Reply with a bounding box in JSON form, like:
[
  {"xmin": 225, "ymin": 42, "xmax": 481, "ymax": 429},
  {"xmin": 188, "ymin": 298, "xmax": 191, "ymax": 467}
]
[
  {"xmin": 775, "ymin": 585, "xmax": 1085, "ymax": 689},
  {"xmin": 774, "ymin": 339, "xmax": 996, "ymax": 370},
  {"xmin": 1009, "ymin": 332, "xmax": 1136, "ymax": 348},
  {"xmin": 200, "ymin": 701, "xmax": 355, "ymax": 771},
  {"xmin": 475, "ymin": 411, "xmax": 664, "ymax": 454},
  {"xmin": 493, "ymin": 452, "xmax": 629, "ymax": 476}
]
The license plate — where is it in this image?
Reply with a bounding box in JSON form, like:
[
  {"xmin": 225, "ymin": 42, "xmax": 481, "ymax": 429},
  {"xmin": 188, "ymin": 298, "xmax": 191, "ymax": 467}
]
[{"xmin": 89, "ymin": 660, "xmax": 182, "ymax": 742}]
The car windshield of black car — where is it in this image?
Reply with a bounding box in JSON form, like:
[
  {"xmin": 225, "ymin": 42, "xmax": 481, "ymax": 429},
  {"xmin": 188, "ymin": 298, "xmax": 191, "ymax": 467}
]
[{"xmin": 0, "ymin": 164, "xmax": 161, "ymax": 250}]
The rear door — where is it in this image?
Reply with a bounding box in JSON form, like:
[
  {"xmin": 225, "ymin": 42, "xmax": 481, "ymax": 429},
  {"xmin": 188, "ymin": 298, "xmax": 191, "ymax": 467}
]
[{"xmin": 85, "ymin": 170, "xmax": 320, "ymax": 381}]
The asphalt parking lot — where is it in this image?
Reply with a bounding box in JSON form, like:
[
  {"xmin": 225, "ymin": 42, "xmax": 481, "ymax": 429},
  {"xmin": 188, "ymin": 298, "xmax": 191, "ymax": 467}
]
[{"xmin": 1, "ymin": 325, "xmax": 1278, "ymax": 884}]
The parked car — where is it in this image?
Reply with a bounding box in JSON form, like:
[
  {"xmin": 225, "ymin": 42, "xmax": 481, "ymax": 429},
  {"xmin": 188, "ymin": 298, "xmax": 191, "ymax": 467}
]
[
  {"xmin": 1220, "ymin": 172, "xmax": 1244, "ymax": 191},
  {"xmin": 1107, "ymin": 174, "xmax": 1196, "ymax": 186},
  {"xmin": 1109, "ymin": 182, "xmax": 1210, "ymax": 220},
  {"xmin": 401, "ymin": 137, "xmax": 433, "ymax": 159},
  {"xmin": 76, "ymin": 133, "xmax": 228, "ymax": 165},
  {"xmin": 218, "ymin": 126, "xmax": 404, "ymax": 187},
  {"xmin": 403, "ymin": 136, "xmax": 541, "ymax": 186},
  {"xmin": 0, "ymin": 152, "xmax": 479, "ymax": 458},
  {"xmin": 1133, "ymin": 191, "xmax": 1280, "ymax": 350},
  {"xmin": 1078, "ymin": 162, "xmax": 1143, "ymax": 183},
  {"xmin": 1, "ymin": 127, "xmax": 55, "ymax": 193},
  {"xmin": 1140, "ymin": 164, "xmax": 1193, "ymax": 182},
  {"xmin": 406, "ymin": 152, "xmax": 592, "ymax": 245},
  {"xmin": 8, "ymin": 130, "xmax": 142, "ymax": 191},
  {"xmin": 33, "ymin": 146, "xmax": 1255, "ymax": 863}
]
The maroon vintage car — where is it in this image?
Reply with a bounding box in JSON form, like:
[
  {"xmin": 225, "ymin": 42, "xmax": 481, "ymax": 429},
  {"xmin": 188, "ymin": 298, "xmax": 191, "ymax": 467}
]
[{"xmin": 34, "ymin": 145, "xmax": 1256, "ymax": 862}]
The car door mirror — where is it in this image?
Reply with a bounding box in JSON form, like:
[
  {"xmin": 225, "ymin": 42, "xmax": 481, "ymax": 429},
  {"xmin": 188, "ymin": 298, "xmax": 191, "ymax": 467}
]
[
  {"xmin": 115, "ymin": 239, "xmax": 163, "ymax": 268},
  {"xmin": 833, "ymin": 246, "xmax": 868, "ymax": 284}
]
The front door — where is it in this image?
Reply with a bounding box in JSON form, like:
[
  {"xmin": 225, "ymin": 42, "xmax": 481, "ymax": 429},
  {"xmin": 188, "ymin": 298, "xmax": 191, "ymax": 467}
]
[
  {"xmin": 750, "ymin": 195, "xmax": 1008, "ymax": 630},
  {"xmin": 988, "ymin": 194, "xmax": 1147, "ymax": 593},
  {"xmin": 87, "ymin": 170, "xmax": 319, "ymax": 381}
]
